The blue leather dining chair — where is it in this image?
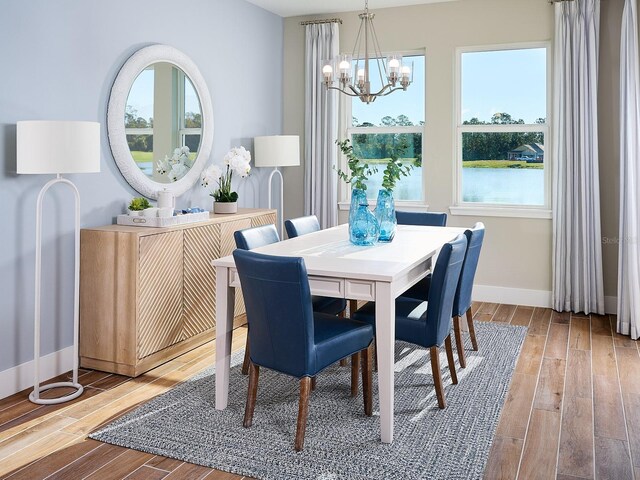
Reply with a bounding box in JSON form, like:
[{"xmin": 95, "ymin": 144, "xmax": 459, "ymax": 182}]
[
  {"xmin": 395, "ymin": 211, "xmax": 447, "ymax": 227},
  {"xmin": 400, "ymin": 222, "xmax": 485, "ymax": 368},
  {"xmin": 284, "ymin": 214, "xmax": 321, "ymax": 239},
  {"xmin": 234, "ymin": 224, "xmax": 281, "ymax": 375},
  {"xmin": 233, "ymin": 249, "xmax": 374, "ymax": 451},
  {"xmin": 396, "ymin": 211, "xmax": 447, "ymax": 302},
  {"xmin": 284, "ymin": 215, "xmax": 355, "ymax": 391},
  {"xmin": 352, "ymin": 234, "xmax": 467, "ymax": 409}
]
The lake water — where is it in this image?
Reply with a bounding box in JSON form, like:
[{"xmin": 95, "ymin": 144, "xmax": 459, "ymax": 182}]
[
  {"xmin": 363, "ymin": 167, "xmax": 544, "ymax": 205},
  {"xmin": 462, "ymin": 168, "xmax": 544, "ymax": 205}
]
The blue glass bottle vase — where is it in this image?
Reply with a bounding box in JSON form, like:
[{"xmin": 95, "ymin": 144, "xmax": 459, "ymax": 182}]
[
  {"xmin": 349, "ymin": 188, "xmax": 368, "ymax": 228},
  {"xmin": 350, "ymin": 204, "xmax": 380, "ymax": 246},
  {"xmin": 374, "ymin": 189, "xmax": 397, "ymax": 242}
]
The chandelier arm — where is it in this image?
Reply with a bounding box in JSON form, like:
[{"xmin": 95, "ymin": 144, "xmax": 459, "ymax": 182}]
[
  {"xmin": 377, "ymin": 86, "xmax": 407, "ymax": 96},
  {"xmin": 352, "ymin": 17, "xmax": 365, "ymax": 75},
  {"xmin": 327, "ymin": 85, "xmax": 360, "ymax": 97},
  {"xmin": 370, "ymin": 83, "xmax": 394, "ymax": 96},
  {"xmin": 368, "ymin": 17, "xmax": 388, "ymax": 86}
]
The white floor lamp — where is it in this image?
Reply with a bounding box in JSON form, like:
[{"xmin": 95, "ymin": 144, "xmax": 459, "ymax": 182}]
[
  {"xmin": 254, "ymin": 135, "xmax": 300, "ymax": 236},
  {"xmin": 17, "ymin": 120, "xmax": 101, "ymax": 405}
]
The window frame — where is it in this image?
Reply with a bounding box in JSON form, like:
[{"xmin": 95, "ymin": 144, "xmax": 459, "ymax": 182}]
[
  {"xmin": 338, "ymin": 49, "xmax": 427, "ymax": 210},
  {"xmin": 451, "ymin": 42, "xmax": 552, "ymax": 219}
]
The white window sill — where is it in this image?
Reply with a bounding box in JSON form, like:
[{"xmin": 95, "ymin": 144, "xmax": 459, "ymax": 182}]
[
  {"xmin": 449, "ymin": 205, "xmax": 552, "ymax": 219},
  {"xmin": 338, "ymin": 201, "xmax": 430, "ymax": 211}
]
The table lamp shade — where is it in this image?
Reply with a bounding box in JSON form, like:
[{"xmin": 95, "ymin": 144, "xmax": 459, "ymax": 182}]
[
  {"xmin": 254, "ymin": 135, "xmax": 300, "ymax": 168},
  {"xmin": 17, "ymin": 121, "xmax": 101, "ymax": 174}
]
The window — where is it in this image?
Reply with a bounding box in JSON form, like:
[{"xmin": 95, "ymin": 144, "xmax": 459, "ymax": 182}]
[
  {"xmin": 456, "ymin": 46, "xmax": 549, "ymax": 212},
  {"xmin": 343, "ymin": 53, "xmax": 425, "ymax": 202}
]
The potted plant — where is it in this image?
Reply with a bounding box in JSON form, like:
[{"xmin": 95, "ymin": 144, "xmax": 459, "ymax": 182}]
[
  {"xmin": 375, "ymin": 144, "xmax": 413, "ymax": 242},
  {"xmin": 128, "ymin": 197, "xmax": 150, "ymax": 216},
  {"xmin": 335, "ymin": 139, "xmax": 378, "ymax": 233},
  {"xmin": 201, "ymin": 146, "xmax": 251, "ymax": 214}
]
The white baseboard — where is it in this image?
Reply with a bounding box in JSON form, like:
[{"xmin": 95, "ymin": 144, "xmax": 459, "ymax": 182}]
[
  {"xmin": 0, "ymin": 347, "xmax": 74, "ymax": 400},
  {"xmin": 473, "ymin": 284, "xmax": 552, "ymax": 308},
  {"xmin": 473, "ymin": 285, "xmax": 618, "ymax": 314}
]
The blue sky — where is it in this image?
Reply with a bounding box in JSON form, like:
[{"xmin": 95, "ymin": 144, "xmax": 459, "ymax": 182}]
[{"xmin": 352, "ymin": 47, "xmax": 546, "ymax": 127}]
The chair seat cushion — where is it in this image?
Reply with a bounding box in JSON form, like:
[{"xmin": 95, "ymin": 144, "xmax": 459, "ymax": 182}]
[
  {"xmin": 351, "ymin": 297, "xmax": 439, "ymax": 348},
  {"xmin": 312, "ymin": 313, "xmax": 373, "ymax": 375},
  {"xmin": 312, "ymin": 296, "xmax": 347, "ymax": 316}
]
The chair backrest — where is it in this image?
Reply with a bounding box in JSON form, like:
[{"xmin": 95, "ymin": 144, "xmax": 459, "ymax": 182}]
[
  {"xmin": 284, "ymin": 215, "xmax": 321, "ymax": 239},
  {"xmin": 453, "ymin": 222, "xmax": 485, "ymax": 316},
  {"xmin": 396, "ymin": 211, "xmax": 447, "ymax": 227},
  {"xmin": 233, "ymin": 249, "xmax": 316, "ymax": 377},
  {"xmin": 425, "ymin": 234, "xmax": 468, "ymax": 345},
  {"xmin": 234, "ymin": 224, "xmax": 280, "ymax": 250}
]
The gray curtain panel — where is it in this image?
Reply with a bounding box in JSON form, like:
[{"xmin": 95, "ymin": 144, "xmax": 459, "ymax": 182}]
[
  {"xmin": 304, "ymin": 23, "xmax": 339, "ymax": 229},
  {"xmin": 552, "ymin": 0, "xmax": 605, "ymax": 315},
  {"xmin": 618, "ymin": 0, "xmax": 640, "ymax": 339}
]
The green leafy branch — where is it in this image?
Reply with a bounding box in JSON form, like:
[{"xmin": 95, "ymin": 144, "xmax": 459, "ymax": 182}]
[
  {"xmin": 381, "ymin": 142, "xmax": 414, "ymax": 191},
  {"xmin": 334, "ymin": 139, "xmax": 377, "ymax": 191}
]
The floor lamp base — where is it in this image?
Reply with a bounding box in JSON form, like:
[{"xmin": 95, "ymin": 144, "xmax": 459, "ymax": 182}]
[{"xmin": 29, "ymin": 382, "xmax": 84, "ymax": 405}]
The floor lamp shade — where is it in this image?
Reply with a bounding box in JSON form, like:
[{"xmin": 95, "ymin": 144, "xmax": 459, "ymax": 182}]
[
  {"xmin": 17, "ymin": 120, "xmax": 100, "ymax": 405},
  {"xmin": 254, "ymin": 135, "xmax": 300, "ymax": 168},
  {"xmin": 17, "ymin": 121, "xmax": 101, "ymax": 174},
  {"xmin": 254, "ymin": 135, "xmax": 300, "ymax": 236}
]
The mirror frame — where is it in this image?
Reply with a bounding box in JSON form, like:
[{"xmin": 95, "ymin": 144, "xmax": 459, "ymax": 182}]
[{"xmin": 107, "ymin": 44, "xmax": 214, "ymax": 199}]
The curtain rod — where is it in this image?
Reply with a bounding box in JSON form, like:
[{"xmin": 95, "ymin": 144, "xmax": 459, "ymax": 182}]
[
  {"xmin": 300, "ymin": 18, "xmax": 343, "ymax": 26},
  {"xmin": 549, "ymin": 0, "xmax": 575, "ymax": 3}
]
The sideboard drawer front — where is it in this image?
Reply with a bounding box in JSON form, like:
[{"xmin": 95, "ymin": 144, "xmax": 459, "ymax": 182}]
[
  {"xmin": 184, "ymin": 223, "xmax": 221, "ymax": 337},
  {"xmin": 138, "ymin": 231, "xmax": 184, "ymax": 359}
]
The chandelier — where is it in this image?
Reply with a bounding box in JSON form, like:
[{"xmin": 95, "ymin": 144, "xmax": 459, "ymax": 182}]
[{"xmin": 322, "ymin": 0, "xmax": 412, "ymax": 104}]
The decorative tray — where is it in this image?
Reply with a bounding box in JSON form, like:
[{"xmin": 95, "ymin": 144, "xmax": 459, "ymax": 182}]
[{"xmin": 116, "ymin": 211, "xmax": 210, "ymax": 228}]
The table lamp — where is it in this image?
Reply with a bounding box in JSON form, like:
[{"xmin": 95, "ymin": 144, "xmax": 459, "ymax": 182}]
[
  {"xmin": 17, "ymin": 120, "xmax": 101, "ymax": 405},
  {"xmin": 254, "ymin": 135, "xmax": 300, "ymax": 236}
]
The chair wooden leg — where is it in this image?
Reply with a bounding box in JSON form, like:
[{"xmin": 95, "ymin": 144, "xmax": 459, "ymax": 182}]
[
  {"xmin": 361, "ymin": 345, "xmax": 373, "ymax": 416},
  {"xmin": 444, "ymin": 334, "xmax": 458, "ymax": 385},
  {"xmin": 430, "ymin": 346, "xmax": 446, "ymax": 409},
  {"xmin": 243, "ymin": 363, "xmax": 259, "ymax": 428},
  {"xmin": 311, "ymin": 376, "xmax": 317, "ymax": 390},
  {"xmin": 295, "ymin": 377, "xmax": 312, "ymax": 452},
  {"xmin": 242, "ymin": 337, "xmax": 251, "ymax": 375},
  {"xmin": 339, "ymin": 309, "xmax": 348, "ymax": 367},
  {"xmin": 350, "ymin": 352, "xmax": 360, "ymax": 397},
  {"xmin": 453, "ymin": 316, "xmax": 467, "ymax": 368},
  {"xmin": 467, "ymin": 308, "xmax": 478, "ymax": 351}
]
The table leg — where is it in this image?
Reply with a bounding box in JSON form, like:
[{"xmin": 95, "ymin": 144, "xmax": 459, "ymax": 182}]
[
  {"xmin": 375, "ymin": 281, "xmax": 395, "ymax": 443},
  {"xmin": 215, "ymin": 266, "xmax": 235, "ymax": 410}
]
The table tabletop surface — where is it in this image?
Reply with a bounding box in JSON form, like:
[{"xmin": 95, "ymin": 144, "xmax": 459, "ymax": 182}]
[{"xmin": 212, "ymin": 224, "xmax": 465, "ymax": 282}]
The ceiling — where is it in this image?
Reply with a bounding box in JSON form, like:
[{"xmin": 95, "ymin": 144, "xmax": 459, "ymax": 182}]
[{"xmin": 244, "ymin": 0, "xmax": 457, "ymax": 18}]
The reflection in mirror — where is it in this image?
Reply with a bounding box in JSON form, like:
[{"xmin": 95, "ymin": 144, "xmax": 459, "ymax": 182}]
[{"xmin": 125, "ymin": 62, "xmax": 202, "ymax": 183}]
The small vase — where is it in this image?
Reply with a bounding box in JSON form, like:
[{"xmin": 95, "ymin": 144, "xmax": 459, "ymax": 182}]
[
  {"xmin": 213, "ymin": 201, "xmax": 238, "ymax": 214},
  {"xmin": 349, "ymin": 188, "xmax": 368, "ymax": 227},
  {"xmin": 374, "ymin": 189, "xmax": 396, "ymax": 242},
  {"xmin": 350, "ymin": 204, "xmax": 380, "ymax": 246}
]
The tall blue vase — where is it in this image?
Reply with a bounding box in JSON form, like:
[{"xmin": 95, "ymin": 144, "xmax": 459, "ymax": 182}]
[
  {"xmin": 374, "ymin": 189, "xmax": 397, "ymax": 242},
  {"xmin": 350, "ymin": 204, "xmax": 380, "ymax": 246},
  {"xmin": 349, "ymin": 188, "xmax": 368, "ymax": 228}
]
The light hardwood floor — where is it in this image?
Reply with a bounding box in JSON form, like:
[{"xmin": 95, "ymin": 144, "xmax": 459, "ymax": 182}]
[{"xmin": 0, "ymin": 304, "xmax": 638, "ymax": 479}]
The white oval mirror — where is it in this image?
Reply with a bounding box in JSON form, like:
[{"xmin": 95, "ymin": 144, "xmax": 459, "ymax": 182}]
[{"xmin": 108, "ymin": 45, "xmax": 213, "ymax": 199}]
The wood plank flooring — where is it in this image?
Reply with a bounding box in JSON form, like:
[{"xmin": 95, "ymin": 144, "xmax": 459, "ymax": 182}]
[{"xmin": 0, "ymin": 304, "xmax": 637, "ymax": 479}]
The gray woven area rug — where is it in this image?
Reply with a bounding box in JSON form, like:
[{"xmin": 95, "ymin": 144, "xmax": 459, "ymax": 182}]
[{"xmin": 90, "ymin": 322, "xmax": 526, "ymax": 479}]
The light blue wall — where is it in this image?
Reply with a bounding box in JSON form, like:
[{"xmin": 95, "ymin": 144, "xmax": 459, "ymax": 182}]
[{"xmin": 0, "ymin": 0, "xmax": 284, "ymax": 372}]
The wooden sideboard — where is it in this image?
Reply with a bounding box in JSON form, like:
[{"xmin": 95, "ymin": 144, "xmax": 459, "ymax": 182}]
[{"xmin": 79, "ymin": 208, "xmax": 276, "ymax": 377}]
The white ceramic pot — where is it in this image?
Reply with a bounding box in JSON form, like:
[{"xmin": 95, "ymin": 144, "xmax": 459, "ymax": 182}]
[
  {"xmin": 213, "ymin": 202, "xmax": 238, "ymax": 214},
  {"xmin": 128, "ymin": 209, "xmax": 143, "ymax": 217}
]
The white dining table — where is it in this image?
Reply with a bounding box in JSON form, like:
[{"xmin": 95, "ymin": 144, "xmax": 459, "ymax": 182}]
[{"xmin": 212, "ymin": 223, "xmax": 465, "ymax": 443}]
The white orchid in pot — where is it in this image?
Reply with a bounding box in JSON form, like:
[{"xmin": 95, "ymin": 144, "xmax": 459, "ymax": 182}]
[{"xmin": 201, "ymin": 146, "xmax": 252, "ymax": 214}]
